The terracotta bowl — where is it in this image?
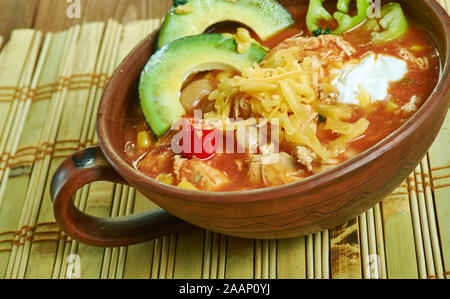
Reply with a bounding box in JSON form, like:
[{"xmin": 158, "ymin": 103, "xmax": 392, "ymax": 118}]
[{"xmin": 50, "ymin": 0, "xmax": 450, "ymax": 247}]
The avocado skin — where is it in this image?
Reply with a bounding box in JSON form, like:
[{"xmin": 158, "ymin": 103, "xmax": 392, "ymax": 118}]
[
  {"xmin": 139, "ymin": 34, "xmax": 268, "ymax": 138},
  {"xmin": 158, "ymin": 0, "xmax": 294, "ymax": 48}
]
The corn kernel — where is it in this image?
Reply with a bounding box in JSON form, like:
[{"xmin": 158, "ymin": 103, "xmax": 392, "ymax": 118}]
[
  {"xmin": 157, "ymin": 173, "xmax": 175, "ymax": 185},
  {"xmin": 137, "ymin": 131, "xmax": 152, "ymax": 149},
  {"xmin": 236, "ymin": 28, "xmax": 251, "ymax": 43},
  {"xmin": 410, "ymin": 45, "xmax": 423, "ymax": 52},
  {"xmin": 385, "ymin": 100, "xmax": 399, "ymax": 113},
  {"xmin": 174, "ymin": 4, "xmax": 194, "ymax": 15},
  {"xmin": 177, "ymin": 181, "xmax": 198, "ymax": 190}
]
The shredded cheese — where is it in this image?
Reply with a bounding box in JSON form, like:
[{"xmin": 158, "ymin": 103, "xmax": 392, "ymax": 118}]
[
  {"xmin": 205, "ymin": 35, "xmax": 370, "ymax": 161},
  {"xmin": 325, "ymin": 118, "xmax": 355, "ymax": 135},
  {"xmin": 329, "ymin": 118, "xmax": 370, "ymax": 147},
  {"xmin": 356, "ymin": 85, "xmax": 372, "ymax": 108}
]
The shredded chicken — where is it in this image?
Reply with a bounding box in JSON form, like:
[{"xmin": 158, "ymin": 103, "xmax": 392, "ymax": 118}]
[
  {"xmin": 173, "ymin": 155, "xmax": 188, "ymax": 180},
  {"xmin": 264, "ymin": 34, "xmax": 355, "ymax": 66},
  {"xmin": 398, "ymin": 48, "xmax": 429, "ymax": 70},
  {"xmin": 293, "ymin": 146, "xmax": 316, "ymax": 172},
  {"xmin": 233, "ymin": 96, "xmax": 252, "ymax": 119},
  {"xmin": 262, "ymin": 35, "xmax": 355, "ymax": 91},
  {"xmin": 259, "ymin": 142, "xmax": 278, "ymax": 155},
  {"xmin": 139, "ymin": 145, "xmax": 175, "ymax": 174},
  {"xmin": 173, "ymin": 156, "xmax": 231, "ymax": 191},
  {"xmin": 318, "ymin": 83, "xmax": 339, "ymax": 103},
  {"xmin": 401, "ymin": 95, "xmax": 421, "ymax": 113},
  {"xmin": 310, "ymin": 158, "xmax": 341, "ymax": 175},
  {"xmin": 247, "ymin": 153, "xmax": 303, "ymax": 186}
]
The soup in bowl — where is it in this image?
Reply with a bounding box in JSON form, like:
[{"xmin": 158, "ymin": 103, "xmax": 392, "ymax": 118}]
[{"xmin": 51, "ymin": 0, "xmax": 450, "ymax": 247}]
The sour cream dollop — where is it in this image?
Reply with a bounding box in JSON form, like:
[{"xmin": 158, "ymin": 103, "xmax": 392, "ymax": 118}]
[{"xmin": 332, "ymin": 53, "xmax": 408, "ymax": 105}]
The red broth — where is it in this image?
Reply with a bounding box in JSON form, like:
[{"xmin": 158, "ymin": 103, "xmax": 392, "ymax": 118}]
[
  {"xmin": 123, "ymin": 4, "xmax": 441, "ymax": 192},
  {"xmin": 277, "ymin": 5, "xmax": 441, "ymax": 156}
]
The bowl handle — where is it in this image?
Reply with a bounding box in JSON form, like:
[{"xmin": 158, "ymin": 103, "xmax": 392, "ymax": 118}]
[{"xmin": 50, "ymin": 146, "xmax": 192, "ymax": 247}]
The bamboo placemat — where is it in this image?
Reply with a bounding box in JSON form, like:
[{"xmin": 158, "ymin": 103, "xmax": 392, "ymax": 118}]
[{"xmin": 0, "ymin": 4, "xmax": 449, "ymax": 279}]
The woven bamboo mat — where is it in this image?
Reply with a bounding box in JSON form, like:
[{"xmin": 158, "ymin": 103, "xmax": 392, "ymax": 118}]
[{"xmin": 0, "ymin": 5, "xmax": 449, "ymax": 279}]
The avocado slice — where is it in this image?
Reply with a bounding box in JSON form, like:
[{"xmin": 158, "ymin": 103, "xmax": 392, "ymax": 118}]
[
  {"xmin": 139, "ymin": 33, "xmax": 268, "ymax": 138},
  {"xmin": 158, "ymin": 0, "xmax": 295, "ymax": 48}
]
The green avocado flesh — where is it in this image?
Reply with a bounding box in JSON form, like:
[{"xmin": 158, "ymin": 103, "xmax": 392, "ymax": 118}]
[
  {"xmin": 158, "ymin": 0, "xmax": 294, "ymax": 48},
  {"xmin": 139, "ymin": 34, "xmax": 268, "ymax": 138}
]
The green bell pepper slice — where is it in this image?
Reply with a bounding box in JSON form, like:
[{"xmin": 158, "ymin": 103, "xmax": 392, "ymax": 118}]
[
  {"xmin": 306, "ymin": 0, "xmax": 333, "ymax": 33},
  {"xmin": 364, "ymin": 2, "xmax": 408, "ymax": 43},
  {"xmin": 306, "ymin": 0, "xmax": 371, "ymax": 34}
]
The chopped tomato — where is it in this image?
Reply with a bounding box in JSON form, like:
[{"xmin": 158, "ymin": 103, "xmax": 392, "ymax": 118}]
[{"xmin": 179, "ymin": 116, "xmax": 218, "ymax": 161}]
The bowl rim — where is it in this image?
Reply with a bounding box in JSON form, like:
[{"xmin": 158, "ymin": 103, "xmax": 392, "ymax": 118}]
[{"xmin": 97, "ymin": 0, "xmax": 450, "ymax": 204}]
